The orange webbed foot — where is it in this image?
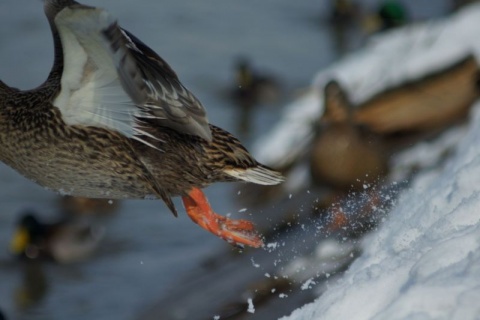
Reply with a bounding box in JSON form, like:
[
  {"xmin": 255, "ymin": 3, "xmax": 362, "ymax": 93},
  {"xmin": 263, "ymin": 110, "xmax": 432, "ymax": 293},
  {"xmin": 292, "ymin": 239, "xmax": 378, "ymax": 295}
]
[{"xmin": 182, "ymin": 188, "xmax": 263, "ymax": 248}]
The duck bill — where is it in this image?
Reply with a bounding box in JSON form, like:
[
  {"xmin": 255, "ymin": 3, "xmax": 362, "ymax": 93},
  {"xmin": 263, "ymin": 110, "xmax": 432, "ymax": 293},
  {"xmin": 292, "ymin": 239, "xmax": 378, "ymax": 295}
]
[{"xmin": 10, "ymin": 227, "xmax": 29, "ymax": 254}]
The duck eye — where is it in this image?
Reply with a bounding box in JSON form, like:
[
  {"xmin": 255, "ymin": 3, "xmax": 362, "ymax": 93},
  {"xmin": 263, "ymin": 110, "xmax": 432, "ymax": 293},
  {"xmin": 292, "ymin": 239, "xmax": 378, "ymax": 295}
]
[{"xmin": 25, "ymin": 246, "xmax": 40, "ymax": 259}]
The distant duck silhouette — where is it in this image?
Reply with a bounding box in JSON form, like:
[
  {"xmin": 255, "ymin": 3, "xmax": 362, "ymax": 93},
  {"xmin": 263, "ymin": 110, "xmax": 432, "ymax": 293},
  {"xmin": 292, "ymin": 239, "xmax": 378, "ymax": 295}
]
[
  {"xmin": 327, "ymin": 0, "xmax": 407, "ymax": 56},
  {"xmin": 330, "ymin": 0, "xmax": 358, "ymax": 25},
  {"xmin": 232, "ymin": 57, "xmax": 281, "ymax": 107},
  {"xmin": 329, "ymin": 0, "xmax": 407, "ymax": 30},
  {"xmin": 363, "ymin": 1, "xmax": 409, "ymax": 33},
  {"xmin": 377, "ymin": 1, "xmax": 408, "ymax": 30},
  {"xmin": 10, "ymin": 211, "xmax": 104, "ymax": 264},
  {"xmin": 309, "ymin": 80, "xmax": 388, "ymax": 191},
  {"xmin": 328, "ymin": 0, "xmax": 368, "ymax": 57},
  {"xmin": 230, "ymin": 57, "xmax": 282, "ymax": 136}
]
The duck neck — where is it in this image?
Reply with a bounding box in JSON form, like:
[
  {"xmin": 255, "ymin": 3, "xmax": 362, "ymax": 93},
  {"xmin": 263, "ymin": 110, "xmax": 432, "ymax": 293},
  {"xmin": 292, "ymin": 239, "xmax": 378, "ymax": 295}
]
[{"xmin": 0, "ymin": 80, "xmax": 11, "ymax": 103}]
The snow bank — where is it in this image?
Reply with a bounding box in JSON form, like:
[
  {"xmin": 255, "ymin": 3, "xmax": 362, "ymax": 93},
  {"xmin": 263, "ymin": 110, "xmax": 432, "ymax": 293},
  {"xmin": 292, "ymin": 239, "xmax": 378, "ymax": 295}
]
[
  {"xmin": 253, "ymin": 4, "xmax": 480, "ymax": 167},
  {"xmin": 275, "ymin": 5, "xmax": 480, "ymax": 320},
  {"xmin": 281, "ymin": 102, "xmax": 480, "ymax": 319}
]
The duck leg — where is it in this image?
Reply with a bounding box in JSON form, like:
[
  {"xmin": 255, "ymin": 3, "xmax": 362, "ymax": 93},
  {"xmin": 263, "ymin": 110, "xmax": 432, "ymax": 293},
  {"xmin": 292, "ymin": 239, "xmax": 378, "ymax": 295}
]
[{"xmin": 182, "ymin": 188, "xmax": 263, "ymax": 248}]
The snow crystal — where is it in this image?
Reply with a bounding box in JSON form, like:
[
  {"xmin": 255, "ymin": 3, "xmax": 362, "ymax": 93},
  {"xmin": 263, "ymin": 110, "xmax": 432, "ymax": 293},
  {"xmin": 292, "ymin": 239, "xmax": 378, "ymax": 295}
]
[
  {"xmin": 247, "ymin": 298, "xmax": 255, "ymax": 313},
  {"xmin": 301, "ymin": 278, "xmax": 316, "ymax": 291},
  {"xmin": 266, "ymin": 242, "xmax": 279, "ymax": 250}
]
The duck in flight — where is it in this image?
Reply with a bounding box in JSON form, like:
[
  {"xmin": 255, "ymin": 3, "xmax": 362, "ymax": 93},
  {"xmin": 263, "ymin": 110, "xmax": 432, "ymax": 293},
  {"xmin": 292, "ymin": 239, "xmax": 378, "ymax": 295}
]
[{"xmin": 0, "ymin": 0, "xmax": 283, "ymax": 248}]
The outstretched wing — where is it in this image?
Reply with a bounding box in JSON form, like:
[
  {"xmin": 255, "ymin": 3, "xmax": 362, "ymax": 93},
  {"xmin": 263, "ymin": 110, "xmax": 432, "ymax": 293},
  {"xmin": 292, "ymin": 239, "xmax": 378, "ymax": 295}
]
[
  {"xmin": 103, "ymin": 26, "xmax": 212, "ymax": 142},
  {"xmin": 52, "ymin": 4, "xmax": 212, "ymax": 149}
]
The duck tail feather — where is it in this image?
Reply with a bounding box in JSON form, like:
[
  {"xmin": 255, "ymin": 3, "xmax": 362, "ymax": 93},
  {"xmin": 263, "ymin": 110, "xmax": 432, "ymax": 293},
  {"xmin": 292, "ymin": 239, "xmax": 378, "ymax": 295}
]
[
  {"xmin": 162, "ymin": 193, "xmax": 178, "ymax": 217},
  {"xmin": 225, "ymin": 165, "xmax": 284, "ymax": 185}
]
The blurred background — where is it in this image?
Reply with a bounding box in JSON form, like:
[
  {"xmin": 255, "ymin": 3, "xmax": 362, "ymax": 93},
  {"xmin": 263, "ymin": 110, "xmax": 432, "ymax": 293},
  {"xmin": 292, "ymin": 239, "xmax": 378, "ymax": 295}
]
[{"xmin": 0, "ymin": 0, "xmax": 461, "ymax": 319}]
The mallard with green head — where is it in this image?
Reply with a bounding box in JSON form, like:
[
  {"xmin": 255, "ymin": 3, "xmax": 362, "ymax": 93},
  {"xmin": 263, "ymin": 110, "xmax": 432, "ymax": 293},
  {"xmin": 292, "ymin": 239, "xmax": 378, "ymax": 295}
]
[
  {"xmin": 0, "ymin": 0, "xmax": 283, "ymax": 248},
  {"xmin": 10, "ymin": 210, "xmax": 104, "ymax": 264}
]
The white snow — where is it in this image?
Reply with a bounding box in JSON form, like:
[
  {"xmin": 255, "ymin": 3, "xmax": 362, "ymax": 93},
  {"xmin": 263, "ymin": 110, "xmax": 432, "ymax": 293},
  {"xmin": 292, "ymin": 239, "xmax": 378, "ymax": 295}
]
[
  {"xmin": 300, "ymin": 278, "xmax": 316, "ymax": 291},
  {"xmin": 247, "ymin": 298, "xmax": 255, "ymax": 314},
  {"xmin": 251, "ymin": 257, "xmax": 261, "ymax": 268},
  {"xmin": 255, "ymin": 4, "xmax": 480, "ymax": 320},
  {"xmin": 281, "ymin": 104, "xmax": 480, "ymax": 320}
]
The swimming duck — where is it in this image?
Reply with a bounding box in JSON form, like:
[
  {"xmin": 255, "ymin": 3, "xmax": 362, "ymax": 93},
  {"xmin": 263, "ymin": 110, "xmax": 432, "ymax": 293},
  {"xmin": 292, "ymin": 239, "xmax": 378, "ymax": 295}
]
[
  {"xmin": 362, "ymin": 1, "xmax": 408, "ymax": 34},
  {"xmin": 0, "ymin": 0, "xmax": 283, "ymax": 248},
  {"xmin": 330, "ymin": 0, "xmax": 358, "ymax": 25},
  {"xmin": 232, "ymin": 57, "xmax": 281, "ymax": 107},
  {"xmin": 10, "ymin": 211, "xmax": 104, "ymax": 264}
]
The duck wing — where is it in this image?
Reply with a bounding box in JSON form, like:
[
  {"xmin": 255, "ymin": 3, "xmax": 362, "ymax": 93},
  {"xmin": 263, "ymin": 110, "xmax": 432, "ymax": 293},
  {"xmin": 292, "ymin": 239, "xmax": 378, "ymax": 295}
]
[
  {"xmin": 52, "ymin": 4, "xmax": 212, "ymax": 149},
  {"xmin": 103, "ymin": 26, "xmax": 212, "ymax": 142}
]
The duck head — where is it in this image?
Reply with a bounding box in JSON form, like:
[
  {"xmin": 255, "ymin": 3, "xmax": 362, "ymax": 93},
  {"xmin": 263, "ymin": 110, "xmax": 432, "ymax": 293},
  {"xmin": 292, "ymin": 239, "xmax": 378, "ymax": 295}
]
[{"xmin": 10, "ymin": 212, "xmax": 45, "ymax": 260}]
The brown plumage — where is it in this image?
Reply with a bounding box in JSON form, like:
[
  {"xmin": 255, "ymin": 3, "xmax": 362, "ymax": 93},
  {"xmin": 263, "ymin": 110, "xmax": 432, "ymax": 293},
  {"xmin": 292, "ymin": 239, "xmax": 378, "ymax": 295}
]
[
  {"xmin": 310, "ymin": 80, "xmax": 388, "ymax": 191},
  {"xmin": 0, "ymin": 0, "xmax": 283, "ymax": 247}
]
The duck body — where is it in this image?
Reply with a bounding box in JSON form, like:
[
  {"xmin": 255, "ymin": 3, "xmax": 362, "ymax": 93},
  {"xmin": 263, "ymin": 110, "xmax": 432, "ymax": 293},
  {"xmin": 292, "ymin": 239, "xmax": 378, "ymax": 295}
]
[
  {"xmin": 0, "ymin": 86, "xmax": 153, "ymax": 199},
  {"xmin": 0, "ymin": 0, "xmax": 283, "ymax": 247},
  {"xmin": 0, "ymin": 91, "xmax": 256, "ymax": 199}
]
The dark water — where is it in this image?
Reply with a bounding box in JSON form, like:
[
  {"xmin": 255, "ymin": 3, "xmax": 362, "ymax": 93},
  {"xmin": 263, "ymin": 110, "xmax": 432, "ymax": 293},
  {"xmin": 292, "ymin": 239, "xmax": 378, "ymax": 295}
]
[{"xmin": 0, "ymin": 0, "xmax": 451, "ymax": 319}]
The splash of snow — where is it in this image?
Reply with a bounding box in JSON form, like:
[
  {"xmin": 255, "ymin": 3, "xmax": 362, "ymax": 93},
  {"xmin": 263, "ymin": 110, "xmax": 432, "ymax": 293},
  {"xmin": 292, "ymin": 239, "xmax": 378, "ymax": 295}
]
[
  {"xmin": 301, "ymin": 278, "xmax": 316, "ymax": 291},
  {"xmin": 247, "ymin": 298, "xmax": 255, "ymax": 313}
]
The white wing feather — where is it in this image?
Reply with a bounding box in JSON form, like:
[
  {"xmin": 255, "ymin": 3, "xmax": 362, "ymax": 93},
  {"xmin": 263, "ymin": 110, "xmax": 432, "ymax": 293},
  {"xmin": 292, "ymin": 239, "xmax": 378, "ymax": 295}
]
[
  {"xmin": 53, "ymin": 7, "xmax": 142, "ymax": 138},
  {"xmin": 52, "ymin": 5, "xmax": 212, "ymax": 147}
]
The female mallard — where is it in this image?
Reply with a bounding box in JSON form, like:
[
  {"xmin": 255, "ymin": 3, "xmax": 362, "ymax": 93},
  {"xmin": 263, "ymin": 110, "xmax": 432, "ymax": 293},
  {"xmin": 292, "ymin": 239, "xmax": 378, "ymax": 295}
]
[
  {"xmin": 0, "ymin": 0, "xmax": 283, "ymax": 248},
  {"xmin": 310, "ymin": 80, "xmax": 388, "ymax": 191}
]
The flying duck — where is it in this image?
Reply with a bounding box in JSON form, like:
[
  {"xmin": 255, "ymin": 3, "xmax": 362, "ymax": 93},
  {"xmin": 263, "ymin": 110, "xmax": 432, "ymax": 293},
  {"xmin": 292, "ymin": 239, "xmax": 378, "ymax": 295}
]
[{"xmin": 0, "ymin": 0, "xmax": 283, "ymax": 248}]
